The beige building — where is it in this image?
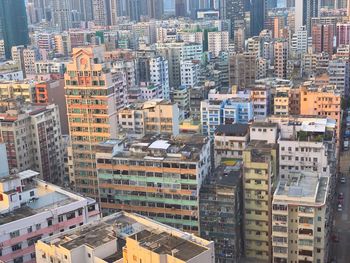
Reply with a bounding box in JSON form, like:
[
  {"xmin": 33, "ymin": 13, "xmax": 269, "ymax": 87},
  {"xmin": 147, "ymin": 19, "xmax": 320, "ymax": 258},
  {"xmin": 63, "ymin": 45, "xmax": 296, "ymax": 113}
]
[
  {"xmin": 118, "ymin": 99, "xmax": 180, "ymax": 138},
  {"xmin": 272, "ymin": 173, "xmax": 330, "ymax": 263},
  {"xmin": 243, "ymin": 140, "xmax": 278, "ymax": 262},
  {"xmin": 35, "ymin": 211, "xmax": 215, "ymax": 263},
  {"xmin": 274, "ymin": 87, "xmax": 290, "ymax": 116},
  {"xmin": 214, "ymin": 124, "xmax": 249, "ymax": 167},
  {"xmin": 274, "ymin": 40, "xmax": 289, "ymax": 79},
  {"xmin": 229, "ymin": 52, "xmax": 256, "ymax": 88},
  {"xmin": 0, "ymin": 104, "xmax": 65, "ymax": 184},
  {"xmin": 208, "ymin": 31, "xmax": 229, "ymax": 58}
]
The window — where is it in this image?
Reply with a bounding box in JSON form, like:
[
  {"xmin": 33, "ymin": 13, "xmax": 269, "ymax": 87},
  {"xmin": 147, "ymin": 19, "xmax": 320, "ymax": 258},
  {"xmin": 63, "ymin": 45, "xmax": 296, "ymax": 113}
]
[{"xmin": 12, "ymin": 243, "xmax": 22, "ymax": 251}]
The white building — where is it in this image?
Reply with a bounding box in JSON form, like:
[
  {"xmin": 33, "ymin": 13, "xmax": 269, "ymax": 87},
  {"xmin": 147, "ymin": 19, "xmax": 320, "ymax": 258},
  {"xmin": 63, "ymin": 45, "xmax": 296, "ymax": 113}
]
[
  {"xmin": 291, "ymin": 26, "xmax": 308, "ymax": 57},
  {"xmin": 156, "ymin": 42, "xmax": 203, "ymax": 88},
  {"xmin": 35, "ymin": 211, "xmax": 215, "ymax": 263},
  {"xmin": 269, "ymin": 116, "xmax": 337, "ymax": 180},
  {"xmin": 180, "ymin": 60, "xmax": 200, "ymax": 87},
  {"xmin": 150, "ymin": 56, "xmax": 170, "ymax": 99},
  {"xmin": 140, "ymin": 82, "xmax": 163, "ymax": 100},
  {"xmin": 272, "ymin": 173, "xmax": 330, "ymax": 263},
  {"xmin": 0, "ymin": 170, "xmax": 99, "ymax": 263},
  {"xmin": 208, "ymin": 31, "xmax": 229, "ymax": 58},
  {"xmin": 328, "ymin": 58, "xmax": 350, "ymax": 96},
  {"xmin": 250, "ymin": 122, "xmax": 278, "ymax": 144},
  {"xmin": 0, "ymin": 40, "xmax": 5, "ymax": 61}
]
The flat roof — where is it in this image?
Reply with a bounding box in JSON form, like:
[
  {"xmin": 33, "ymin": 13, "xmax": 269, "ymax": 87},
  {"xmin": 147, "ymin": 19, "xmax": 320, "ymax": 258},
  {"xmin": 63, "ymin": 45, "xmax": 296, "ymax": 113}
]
[
  {"xmin": 0, "ymin": 173, "xmax": 79, "ymax": 225},
  {"xmin": 42, "ymin": 212, "xmax": 210, "ymax": 260},
  {"xmin": 130, "ymin": 230, "xmax": 208, "ymax": 261},
  {"xmin": 274, "ymin": 172, "xmax": 329, "ymax": 205},
  {"xmin": 215, "ymin": 124, "xmax": 249, "ymax": 137}
]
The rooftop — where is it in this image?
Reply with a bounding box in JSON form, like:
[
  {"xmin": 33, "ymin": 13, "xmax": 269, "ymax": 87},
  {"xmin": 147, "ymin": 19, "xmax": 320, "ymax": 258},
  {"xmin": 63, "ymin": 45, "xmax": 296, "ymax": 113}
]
[
  {"xmin": 42, "ymin": 212, "xmax": 211, "ymax": 260},
  {"xmin": 215, "ymin": 124, "xmax": 249, "ymax": 137},
  {"xmin": 203, "ymin": 163, "xmax": 242, "ymax": 190},
  {"xmin": 274, "ymin": 172, "xmax": 329, "ymax": 205},
  {"xmin": 0, "ymin": 170, "xmax": 88, "ymax": 226},
  {"xmin": 131, "ymin": 230, "xmax": 207, "ymax": 261},
  {"xmin": 98, "ymin": 134, "xmax": 209, "ymax": 162}
]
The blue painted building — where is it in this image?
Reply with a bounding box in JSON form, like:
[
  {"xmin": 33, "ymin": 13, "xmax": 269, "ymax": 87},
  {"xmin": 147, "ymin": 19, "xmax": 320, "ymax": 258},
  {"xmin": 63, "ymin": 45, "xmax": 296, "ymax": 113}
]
[{"xmin": 201, "ymin": 98, "xmax": 254, "ymax": 136}]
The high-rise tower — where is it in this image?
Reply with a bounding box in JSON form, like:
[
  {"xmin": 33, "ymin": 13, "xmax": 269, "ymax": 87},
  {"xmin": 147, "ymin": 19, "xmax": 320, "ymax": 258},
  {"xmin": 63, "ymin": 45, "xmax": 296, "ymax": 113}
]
[
  {"xmin": 295, "ymin": 0, "xmax": 321, "ymax": 35},
  {"xmin": 65, "ymin": 46, "xmax": 125, "ymax": 198},
  {"xmin": 0, "ymin": 0, "xmax": 29, "ymax": 59}
]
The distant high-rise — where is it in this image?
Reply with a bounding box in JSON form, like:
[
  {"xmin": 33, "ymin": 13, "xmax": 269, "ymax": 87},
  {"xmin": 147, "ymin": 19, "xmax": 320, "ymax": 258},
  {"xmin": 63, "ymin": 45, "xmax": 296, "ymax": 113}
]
[
  {"xmin": 52, "ymin": 0, "xmax": 72, "ymax": 31},
  {"xmin": 110, "ymin": 0, "xmax": 119, "ymax": 25},
  {"xmin": 295, "ymin": 0, "xmax": 321, "ymax": 36},
  {"xmin": 0, "ymin": 0, "xmax": 29, "ymax": 59},
  {"xmin": 223, "ymin": 0, "xmax": 245, "ymax": 38},
  {"xmin": 126, "ymin": 0, "xmax": 141, "ymax": 21},
  {"xmin": 72, "ymin": 0, "xmax": 94, "ymax": 22},
  {"xmin": 249, "ymin": 0, "xmax": 266, "ymax": 37},
  {"xmin": 266, "ymin": 0, "xmax": 277, "ymax": 8},
  {"xmin": 175, "ymin": 0, "xmax": 187, "ymax": 17},
  {"xmin": 148, "ymin": 0, "xmax": 164, "ymax": 19},
  {"xmin": 92, "ymin": 0, "xmax": 107, "ymax": 26}
]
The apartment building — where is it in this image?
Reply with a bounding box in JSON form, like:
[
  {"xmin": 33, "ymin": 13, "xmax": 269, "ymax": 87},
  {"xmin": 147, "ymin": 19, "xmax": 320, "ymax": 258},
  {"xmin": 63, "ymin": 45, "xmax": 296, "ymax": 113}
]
[
  {"xmin": 0, "ymin": 170, "xmax": 99, "ymax": 263},
  {"xmin": 36, "ymin": 212, "xmax": 215, "ymax": 263},
  {"xmin": 274, "ymin": 40, "xmax": 289, "ymax": 79},
  {"xmin": 96, "ymin": 134, "xmax": 211, "ymax": 234},
  {"xmin": 269, "ymin": 116, "xmax": 337, "ymax": 180},
  {"xmin": 0, "ymin": 104, "xmax": 64, "ymax": 184},
  {"xmin": 170, "ymin": 85, "xmax": 190, "ymax": 112},
  {"xmin": 201, "ymin": 98, "xmax": 254, "ymax": 136},
  {"xmin": 65, "ymin": 46, "xmax": 124, "ymax": 198},
  {"xmin": 272, "ymin": 173, "xmax": 330, "ymax": 263},
  {"xmin": 180, "ymin": 60, "xmax": 200, "ymax": 87},
  {"xmin": 274, "ymin": 87, "xmax": 290, "ymax": 116},
  {"xmin": 208, "ymin": 31, "xmax": 229, "ymax": 58},
  {"xmin": 299, "ymin": 84, "xmax": 342, "ymax": 145},
  {"xmin": 250, "ymin": 87, "xmax": 271, "ymax": 119},
  {"xmin": 250, "ymin": 122, "xmax": 279, "ymax": 144},
  {"xmin": 243, "ymin": 140, "xmax": 278, "ymax": 262},
  {"xmin": 34, "ymin": 79, "xmax": 69, "ymax": 135},
  {"xmin": 140, "ymin": 82, "xmax": 163, "ymax": 100},
  {"xmin": 328, "ymin": 58, "xmax": 349, "ymax": 96},
  {"xmin": 0, "ymin": 81, "xmax": 35, "ymax": 102},
  {"xmin": 150, "ymin": 56, "xmax": 170, "ymax": 99},
  {"xmin": 118, "ymin": 99, "xmax": 180, "ymax": 138},
  {"xmin": 312, "ymin": 23, "xmax": 335, "ymax": 55},
  {"xmin": 199, "ymin": 164, "xmax": 243, "ymax": 263},
  {"xmin": 11, "ymin": 46, "xmax": 36, "ymax": 77},
  {"xmin": 214, "ymin": 124, "xmax": 249, "ymax": 167},
  {"xmin": 156, "ymin": 42, "xmax": 203, "ymax": 88},
  {"xmin": 229, "ymin": 52, "xmax": 256, "ymax": 88}
]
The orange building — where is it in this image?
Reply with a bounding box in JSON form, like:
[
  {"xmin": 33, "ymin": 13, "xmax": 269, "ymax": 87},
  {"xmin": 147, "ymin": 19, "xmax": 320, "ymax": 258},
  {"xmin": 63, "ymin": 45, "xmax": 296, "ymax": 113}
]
[
  {"xmin": 65, "ymin": 45, "xmax": 126, "ymax": 198},
  {"xmin": 300, "ymin": 85, "xmax": 342, "ymax": 145}
]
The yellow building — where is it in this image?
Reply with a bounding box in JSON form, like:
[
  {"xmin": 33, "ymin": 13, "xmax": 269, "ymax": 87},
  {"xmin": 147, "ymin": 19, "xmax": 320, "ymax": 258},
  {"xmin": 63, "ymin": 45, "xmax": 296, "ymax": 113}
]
[
  {"xmin": 0, "ymin": 81, "xmax": 35, "ymax": 102},
  {"xmin": 35, "ymin": 212, "xmax": 215, "ymax": 263},
  {"xmin": 65, "ymin": 45, "xmax": 125, "ymax": 198},
  {"xmin": 243, "ymin": 140, "xmax": 278, "ymax": 262}
]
